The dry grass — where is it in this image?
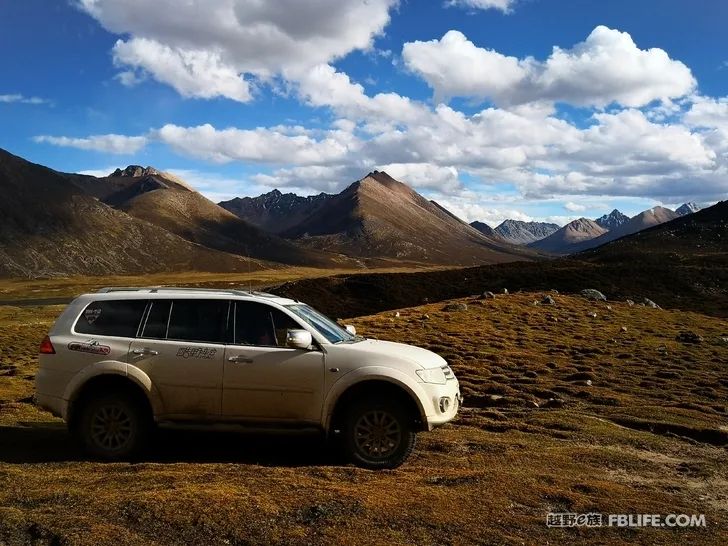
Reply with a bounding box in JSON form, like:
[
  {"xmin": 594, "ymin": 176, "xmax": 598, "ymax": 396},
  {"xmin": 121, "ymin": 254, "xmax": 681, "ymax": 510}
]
[
  {"xmin": 0, "ymin": 265, "xmax": 451, "ymax": 301},
  {"xmin": 1, "ymin": 292, "xmax": 727, "ymax": 545}
]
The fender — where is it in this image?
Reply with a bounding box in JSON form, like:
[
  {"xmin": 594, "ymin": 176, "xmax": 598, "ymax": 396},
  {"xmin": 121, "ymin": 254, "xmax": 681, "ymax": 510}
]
[
  {"xmin": 322, "ymin": 365, "xmax": 430, "ymax": 432},
  {"xmin": 62, "ymin": 360, "xmax": 164, "ymax": 420}
]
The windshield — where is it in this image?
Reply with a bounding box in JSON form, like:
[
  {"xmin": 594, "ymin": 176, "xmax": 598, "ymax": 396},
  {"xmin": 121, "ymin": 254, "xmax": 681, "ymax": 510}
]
[{"xmin": 286, "ymin": 304, "xmax": 357, "ymax": 344}]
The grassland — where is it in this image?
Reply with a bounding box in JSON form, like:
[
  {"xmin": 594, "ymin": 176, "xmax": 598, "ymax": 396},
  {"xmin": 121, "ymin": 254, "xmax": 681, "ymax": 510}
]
[
  {"xmin": 0, "ymin": 291, "xmax": 726, "ymax": 545},
  {"xmin": 0, "ymin": 265, "xmax": 450, "ymax": 302}
]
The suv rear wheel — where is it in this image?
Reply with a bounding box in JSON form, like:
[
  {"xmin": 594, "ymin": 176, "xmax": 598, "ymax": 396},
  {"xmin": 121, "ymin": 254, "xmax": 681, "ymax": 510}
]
[
  {"xmin": 76, "ymin": 391, "xmax": 152, "ymax": 460},
  {"xmin": 343, "ymin": 399, "xmax": 416, "ymax": 469}
]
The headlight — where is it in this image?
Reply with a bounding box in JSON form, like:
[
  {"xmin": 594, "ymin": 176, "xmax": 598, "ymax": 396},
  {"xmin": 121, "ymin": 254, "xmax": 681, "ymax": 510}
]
[{"xmin": 416, "ymin": 367, "xmax": 447, "ymax": 385}]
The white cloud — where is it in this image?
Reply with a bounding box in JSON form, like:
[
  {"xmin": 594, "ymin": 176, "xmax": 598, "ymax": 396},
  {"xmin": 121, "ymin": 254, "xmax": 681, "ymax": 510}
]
[
  {"xmin": 445, "ymin": 0, "xmax": 515, "ymax": 13},
  {"xmin": 155, "ymin": 123, "xmax": 360, "ymax": 165},
  {"xmin": 564, "ymin": 202, "xmax": 586, "ymax": 212},
  {"xmin": 377, "ymin": 163, "xmax": 462, "ymax": 192},
  {"xmin": 79, "ymin": 0, "xmax": 398, "ymax": 102},
  {"xmin": 0, "ymin": 93, "xmax": 50, "ymax": 105},
  {"xmin": 113, "ymin": 38, "xmax": 252, "ymax": 101},
  {"xmin": 33, "ymin": 134, "xmax": 148, "ymax": 154},
  {"xmin": 403, "ymin": 26, "xmax": 696, "ymax": 108}
]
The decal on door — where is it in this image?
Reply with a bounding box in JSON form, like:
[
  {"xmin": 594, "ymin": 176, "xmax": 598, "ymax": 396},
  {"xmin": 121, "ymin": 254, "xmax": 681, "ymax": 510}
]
[
  {"xmin": 68, "ymin": 340, "xmax": 111, "ymax": 355},
  {"xmin": 176, "ymin": 347, "xmax": 218, "ymax": 359}
]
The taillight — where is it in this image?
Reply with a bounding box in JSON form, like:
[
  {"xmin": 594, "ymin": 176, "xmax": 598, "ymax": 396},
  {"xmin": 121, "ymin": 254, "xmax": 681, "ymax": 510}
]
[{"xmin": 39, "ymin": 335, "xmax": 56, "ymax": 354}]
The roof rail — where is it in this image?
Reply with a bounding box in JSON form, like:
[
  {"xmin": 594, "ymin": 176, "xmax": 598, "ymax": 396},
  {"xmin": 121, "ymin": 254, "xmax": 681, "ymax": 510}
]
[{"xmin": 96, "ymin": 286, "xmax": 255, "ymax": 296}]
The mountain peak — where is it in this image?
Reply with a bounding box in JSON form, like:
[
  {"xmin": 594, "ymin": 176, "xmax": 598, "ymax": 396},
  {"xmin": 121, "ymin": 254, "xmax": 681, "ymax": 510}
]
[
  {"xmin": 676, "ymin": 202, "xmax": 700, "ymax": 216},
  {"xmin": 595, "ymin": 209, "xmax": 629, "ymax": 230},
  {"xmin": 110, "ymin": 165, "xmax": 162, "ymax": 178},
  {"xmin": 493, "ymin": 219, "xmax": 560, "ymax": 245}
]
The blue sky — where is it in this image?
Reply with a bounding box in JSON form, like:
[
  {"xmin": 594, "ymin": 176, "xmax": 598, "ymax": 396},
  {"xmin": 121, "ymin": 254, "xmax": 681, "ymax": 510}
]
[{"xmin": 1, "ymin": 0, "xmax": 727, "ymax": 225}]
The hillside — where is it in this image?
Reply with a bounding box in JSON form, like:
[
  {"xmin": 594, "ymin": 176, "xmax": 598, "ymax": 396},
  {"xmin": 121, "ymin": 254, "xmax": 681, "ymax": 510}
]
[
  {"xmin": 219, "ymin": 189, "xmax": 332, "ymax": 234},
  {"xmin": 0, "ymin": 149, "xmax": 262, "ymax": 277},
  {"xmin": 282, "ymin": 171, "xmax": 533, "ymax": 265}
]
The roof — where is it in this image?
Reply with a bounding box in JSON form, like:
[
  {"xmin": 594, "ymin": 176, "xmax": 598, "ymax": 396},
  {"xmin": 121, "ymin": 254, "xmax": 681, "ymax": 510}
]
[{"xmin": 88, "ymin": 286, "xmax": 299, "ymax": 305}]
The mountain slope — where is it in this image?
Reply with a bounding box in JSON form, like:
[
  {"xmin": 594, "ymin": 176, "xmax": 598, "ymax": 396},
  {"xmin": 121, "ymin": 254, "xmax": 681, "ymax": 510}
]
[
  {"xmin": 0, "ymin": 149, "xmax": 260, "ymax": 277},
  {"xmin": 572, "ymin": 206, "xmax": 680, "ymax": 252},
  {"xmin": 282, "ymin": 171, "xmax": 532, "ymax": 265},
  {"xmin": 117, "ymin": 186, "xmax": 337, "ymax": 267},
  {"xmin": 219, "ymin": 189, "xmax": 332, "ymax": 234},
  {"xmin": 528, "ymin": 218, "xmax": 607, "ymax": 254},
  {"xmin": 580, "ymin": 200, "xmax": 727, "ymax": 262},
  {"xmin": 494, "ymin": 220, "xmax": 560, "ymax": 245},
  {"xmin": 595, "ymin": 209, "xmax": 629, "ymax": 231},
  {"xmin": 470, "ymin": 221, "xmax": 499, "ymax": 239},
  {"xmin": 676, "ymin": 202, "xmax": 700, "ymax": 216}
]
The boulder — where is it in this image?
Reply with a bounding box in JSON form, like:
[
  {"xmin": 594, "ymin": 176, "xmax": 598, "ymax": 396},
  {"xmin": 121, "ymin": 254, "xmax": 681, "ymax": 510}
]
[
  {"xmin": 643, "ymin": 298, "xmax": 661, "ymax": 309},
  {"xmin": 676, "ymin": 331, "xmax": 703, "ymax": 344},
  {"xmin": 541, "ymin": 295, "xmax": 556, "ymax": 305},
  {"xmin": 479, "ymin": 291, "xmax": 496, "ymax": 300},
  {"xmin": 581, "ymin": 289, "xmax": 606, "ymax": 301}
]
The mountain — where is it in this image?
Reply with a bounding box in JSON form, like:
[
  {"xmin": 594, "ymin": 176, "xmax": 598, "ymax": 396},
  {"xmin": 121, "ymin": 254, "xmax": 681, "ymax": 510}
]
[
  {"xmin": 219, "ymin": 189, "xmax": 332, "ymax": 234},
  {"xmin": 676, "ymin": 202, "xmax": 701, "ymax": 216},
  {"xmin": 281, "ymin": 171, "xmax": 533, "ymax": 265},
  {"xmin": 595, "ymin": 209, "xmax": 629, "ymax": 231},
  {"xmin": 470, "ymin": 221, "xmax": 499, "ymax": 239},
  {"xmin": 0, "ymin": 149, "xmax": 262, "ymax": 277},
  {"xmin": 115, "ymin": 184, "xmax": 337, "ymax": 267},
  {"xmin": 493, "ymin": 220, "xmax": 560, "ymax": 245},
  {"xmin": 528, "ymin": 218, "xmax": 607, "ymax": 254},
  {"xmin": 580, "ymin": 200, "xmax": 727, "ymax": 262},
  {"xmin": 572, "ymin": 206, "xmax": 680, "ymax": 252}
]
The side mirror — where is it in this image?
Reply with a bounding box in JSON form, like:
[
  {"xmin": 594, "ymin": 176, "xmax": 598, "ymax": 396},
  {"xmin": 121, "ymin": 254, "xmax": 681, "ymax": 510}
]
[
  {"xmin": 344, "ymin": 324, "xmax": 356, "ymax": 335},
  {"xmin": 286, "ymin": 329, "xmax": 313, "ymax": 350}
]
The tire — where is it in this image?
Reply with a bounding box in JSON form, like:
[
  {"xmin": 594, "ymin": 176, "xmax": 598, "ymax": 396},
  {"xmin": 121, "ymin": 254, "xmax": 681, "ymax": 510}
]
[
  {"xmin": 75, "ymin": 390, "xmax": 152, "ymax": 460},
  {"xmin": 342, "ymin": 398, "xmax": 417, "ymax": 469}
]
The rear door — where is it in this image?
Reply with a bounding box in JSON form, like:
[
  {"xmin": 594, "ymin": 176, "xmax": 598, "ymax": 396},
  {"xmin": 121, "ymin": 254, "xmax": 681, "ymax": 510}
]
[
  {"xmin": 68, "ymin": 298, "xmax": 147, "ymax": 368},
  {"xmin": 222, "ymin": 301, "xmax": 325, "ymax": 424},
  {"xmin": 129, "ymin": 299, "xmax": 229, "ymax": 419}
]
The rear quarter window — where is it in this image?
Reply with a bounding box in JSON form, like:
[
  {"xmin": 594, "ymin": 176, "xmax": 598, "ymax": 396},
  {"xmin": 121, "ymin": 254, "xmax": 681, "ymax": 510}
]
[{"xmin": 75, "ymin": 300, "xmax": 147, "ymax": 338}]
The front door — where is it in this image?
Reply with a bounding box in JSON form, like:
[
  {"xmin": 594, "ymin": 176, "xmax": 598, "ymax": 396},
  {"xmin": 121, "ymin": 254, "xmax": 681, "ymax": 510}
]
[
  {"xmin": 129, "ymin": 299, "xmax": 229, "ymax": 419},
  {"xmin": 222, "ymin": 301, "xmax": 325, "ymax": 424}
]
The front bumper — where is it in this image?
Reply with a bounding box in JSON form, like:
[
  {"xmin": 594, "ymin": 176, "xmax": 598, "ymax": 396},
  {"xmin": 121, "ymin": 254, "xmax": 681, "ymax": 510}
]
[{"xmin": 421, "ymin": 379, "xmax": 461, "ymax": 430}]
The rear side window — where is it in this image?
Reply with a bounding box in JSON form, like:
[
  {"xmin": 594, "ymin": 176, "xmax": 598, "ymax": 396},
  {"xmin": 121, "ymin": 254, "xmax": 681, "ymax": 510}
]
[
  {"xmin": 235, "ymin": 301, "xmax": 302, "ymax": 347},
  {"xmin": 75, "ymin": 300, "xmax": 146, "ymax": 338},
  {"xmin": 167, "ymin": 300, "xmax": 230, "ymax": 344},
  {"xmin": 140, "ymin": 300, "xmax": 172, "ymax": 339}
]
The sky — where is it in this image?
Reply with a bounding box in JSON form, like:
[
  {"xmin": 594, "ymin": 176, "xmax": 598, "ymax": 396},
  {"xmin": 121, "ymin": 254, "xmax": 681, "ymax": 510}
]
[{"xmin": 1, "ymin": 0, "xmax": 727, "ymax": 226}]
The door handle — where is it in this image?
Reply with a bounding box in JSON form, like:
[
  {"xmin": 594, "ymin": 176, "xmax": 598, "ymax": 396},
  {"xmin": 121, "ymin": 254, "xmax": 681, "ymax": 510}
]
[
  {"xmin": 132, "ymin": 348, "xmax": 159, "ymax": 356},
  {"xmin": 228, "ymin": 355, "xmax": 253, "ymax": 363}
]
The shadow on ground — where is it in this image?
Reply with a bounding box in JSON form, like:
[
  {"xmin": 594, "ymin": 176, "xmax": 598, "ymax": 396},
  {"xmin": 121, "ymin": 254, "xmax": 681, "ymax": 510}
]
[{"xmin": 0, "ymin": 423, "xmax": 337, "ymax": 466}]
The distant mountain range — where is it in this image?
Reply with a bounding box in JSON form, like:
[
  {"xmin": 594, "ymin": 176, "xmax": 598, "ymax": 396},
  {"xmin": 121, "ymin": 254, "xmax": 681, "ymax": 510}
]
[
  {"xmin": 0, "ymin": 149, "xmax": 536, "ymax": 277},
  {"xmin": 492, "ymin": 220, "xmax": 560, "ymax": 245},
  {"xmin": 242, "ymin": 171, "xmax": 533, "ymax": 265},
  {"xmin": 469, "ymin": 203, "xmax": 700, "ymax": 255}
]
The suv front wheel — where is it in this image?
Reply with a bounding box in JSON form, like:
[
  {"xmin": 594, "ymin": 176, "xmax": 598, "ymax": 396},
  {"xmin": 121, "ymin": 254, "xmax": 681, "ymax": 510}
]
[
  {"xmin": 76, "ymin": 390, "xmax": 152, "ymax": 460},
  {"xmin": 343, "ymin": 399, "xmax": 417, "ymax": 469}
]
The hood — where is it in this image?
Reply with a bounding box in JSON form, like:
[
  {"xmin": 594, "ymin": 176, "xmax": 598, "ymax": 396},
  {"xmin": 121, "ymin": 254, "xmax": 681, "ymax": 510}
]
[{"xmin": 333, "ymin": 339, "xmax": 446, "ymax": 369}]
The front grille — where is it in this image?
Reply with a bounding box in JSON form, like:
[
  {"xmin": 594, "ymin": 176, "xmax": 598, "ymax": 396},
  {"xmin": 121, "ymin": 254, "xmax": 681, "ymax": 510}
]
[{"xmin": 441, "ymin": 364, "xmax": 455, "ymax": 380}]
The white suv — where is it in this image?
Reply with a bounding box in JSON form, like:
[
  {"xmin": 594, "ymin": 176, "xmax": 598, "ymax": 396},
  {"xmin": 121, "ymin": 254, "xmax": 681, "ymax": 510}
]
[{"xmin": 35, "ymin": 287, "xmax": 461, "ymax": 468}]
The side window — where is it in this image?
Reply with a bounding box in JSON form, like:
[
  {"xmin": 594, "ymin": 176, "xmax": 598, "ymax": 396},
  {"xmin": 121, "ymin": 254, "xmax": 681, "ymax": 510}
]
[
  {"xmin": 235, "ymin": 302, "xmax": 302, "ymax": 347},
  {"xmin": 140, "ymin": 300, "xmax": 172, "ymax": 339},
  {"xmin": 167, "ymin": 300, "xmax": 230, "ymax": 344},
  {"xmin": 75, "ymin": 300, "xmax": 146, "ymax": 338}
]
